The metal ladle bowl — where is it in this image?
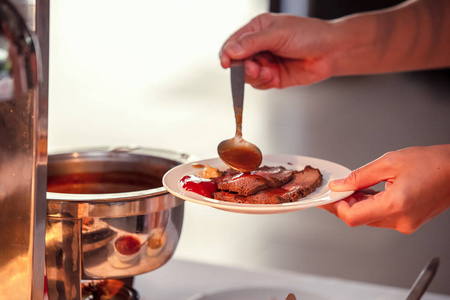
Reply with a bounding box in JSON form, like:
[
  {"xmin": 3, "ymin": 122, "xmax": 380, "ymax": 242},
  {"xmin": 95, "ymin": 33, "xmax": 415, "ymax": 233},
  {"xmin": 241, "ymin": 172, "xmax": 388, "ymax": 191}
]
[{"xmin": 218, "ymin": 60, "xmax": 262, "ymax": 172}]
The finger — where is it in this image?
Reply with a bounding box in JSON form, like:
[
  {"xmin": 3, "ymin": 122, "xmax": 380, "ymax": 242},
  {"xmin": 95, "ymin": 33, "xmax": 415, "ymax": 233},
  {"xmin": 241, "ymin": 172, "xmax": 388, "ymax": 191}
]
[
  {"xmin": 318, "ymin": 197, "xmax": 356, "ymax": 213},
  {"xmin": 369, "ymin": 217, "xmax": 429, "ymax": 234},
  {"xmin": 365, "ymin": 218, "xmax": 399, "ymax": 231},
  {"xmin": 219, "ymin": 50, "xmax": 231, "ymax": 69},
  {"xmin": 245, "ymin": 59, "xmax": 265, "ymax": 78},
  {"xmin": 250, "ymin": 67, "xmax": 279, "ymax": 89},
  {"xmin": 220, "ymin": 22, "xmax": 258, "ymax": 68},
  {"xmin": 366, "ymin": 217, "xmax": 417, "ymax": 234},
  {"xmin": 248, "ymin": 53, "xmax": 281, "ymax": 89},
  {"xmin": 224, "ymin": 20, "xmax": 259, "ymax": 44},
  {"xmin": 323, "ymin": 191, "xmax": 394, "ymax": 227},
  {"xmin": 318, "ymin": 189, "xmax": 378, "ymax": 213},
  {"xmin": 335, "ymin": 192, "xmax": 395, "ymax": 227},
  {"xmin": 221, "ymin": 29, "xmax": 283, "ymax": 65},
  {"xmin": 359, "ymin": 188, "xmax": 379, "ymax": 195},
  {"xmin": 319, "ymin": 192, "xmax": 363, "ymax": 214},
  {"xmin": 329, "ymin": 154, "xmax": 396, "ymax": 192}
]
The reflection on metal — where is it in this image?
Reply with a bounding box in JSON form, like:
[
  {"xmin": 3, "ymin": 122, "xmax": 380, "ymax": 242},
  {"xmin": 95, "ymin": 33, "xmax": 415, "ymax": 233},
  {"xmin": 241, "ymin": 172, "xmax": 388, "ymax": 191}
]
[
  {"xmin": 1, "ymin": 0, "xmax": 189, "ymax": 297},
  {"xmin": 45, "ymin": 148, "xmax": 189, "ymax": 299},
  {"xmin": 0, "ymin": 0, "xmax": 48, "ymax": 299}
]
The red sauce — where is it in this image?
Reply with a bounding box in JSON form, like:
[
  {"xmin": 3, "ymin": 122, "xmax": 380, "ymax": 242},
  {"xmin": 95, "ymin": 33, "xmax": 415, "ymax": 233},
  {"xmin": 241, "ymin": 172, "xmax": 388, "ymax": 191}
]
[
  {"xmin": 266, "ymin": 187, "xmax": 288, "ymax": 196},
  {"xmin": 115, "ymin": 235, "xmax": 141, "ymax": 255},
  {"xmin": 218, "ymin": 145, "xmax": 262, "ymax": 172},
  {"xmin": 180, "ymin": 175, "xmax": 217, "ymax": 198}
]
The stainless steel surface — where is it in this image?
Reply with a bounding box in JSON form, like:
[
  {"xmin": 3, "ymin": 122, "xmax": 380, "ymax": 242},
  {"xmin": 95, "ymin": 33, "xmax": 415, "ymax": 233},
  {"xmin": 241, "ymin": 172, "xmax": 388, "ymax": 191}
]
[
  {"xmin": 230, "ymin": 60, "xmax": 245, "ymax": 142},
  {"xmin": 406, "ymin": 257, "xmax": 440, "ymax": 300},
  {"xmin": 45, "ymin": 147, "xmax": 191, "ymax": 300},
  {"xmin": 0, "ymin": 0, "xmax": 48, "ymax": 299},
  {"xmin": 230, "ymin": 60, "xmax": 245, "ymax": 110}
]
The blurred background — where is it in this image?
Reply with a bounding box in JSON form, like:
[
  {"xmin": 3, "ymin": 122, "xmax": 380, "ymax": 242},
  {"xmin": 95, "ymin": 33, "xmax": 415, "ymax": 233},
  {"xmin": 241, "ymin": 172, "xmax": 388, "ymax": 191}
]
[{"xmin": 48, "ymin": 0, "xmax": 450, "ymax": 295}]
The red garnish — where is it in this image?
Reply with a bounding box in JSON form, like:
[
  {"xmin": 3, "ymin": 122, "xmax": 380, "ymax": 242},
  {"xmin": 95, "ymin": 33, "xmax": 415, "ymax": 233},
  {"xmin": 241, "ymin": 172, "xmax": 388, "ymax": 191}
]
[
  {"xmin": 180, "ymin": 175, "xmax": 217, "ymax": 198},
  {"xmin": 115, "ymin": 235, "xmax": 141, "ymax": 255}
]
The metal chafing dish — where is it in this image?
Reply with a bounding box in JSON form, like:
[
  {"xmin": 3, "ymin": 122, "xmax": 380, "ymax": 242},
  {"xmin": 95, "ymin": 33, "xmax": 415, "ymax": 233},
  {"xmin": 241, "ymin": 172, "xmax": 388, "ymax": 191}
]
[
  {"xmin": 1, "ymin": 0, "xmax": 192, "ymax": 298},
  {"xmin": 45, "ymin": 146, "xmax": 192, "ymax": 300}
]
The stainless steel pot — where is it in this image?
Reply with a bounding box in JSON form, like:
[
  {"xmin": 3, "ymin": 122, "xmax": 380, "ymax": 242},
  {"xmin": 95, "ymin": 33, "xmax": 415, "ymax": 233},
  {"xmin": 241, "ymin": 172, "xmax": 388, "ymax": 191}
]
[{"xmin": 45, "ymin": 146, "xmax": 192, "ymax": 300}]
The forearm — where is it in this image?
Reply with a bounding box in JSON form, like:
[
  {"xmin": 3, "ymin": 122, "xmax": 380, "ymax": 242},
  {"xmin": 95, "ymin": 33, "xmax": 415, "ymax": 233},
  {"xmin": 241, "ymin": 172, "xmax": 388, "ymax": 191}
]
[{"xmin": 329, "ymin": 0, "xmax": 450, "ymax": 76}]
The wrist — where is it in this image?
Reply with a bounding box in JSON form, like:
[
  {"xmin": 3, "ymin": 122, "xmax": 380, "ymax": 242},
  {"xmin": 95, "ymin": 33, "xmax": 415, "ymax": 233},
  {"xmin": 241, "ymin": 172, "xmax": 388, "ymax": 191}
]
[{"xmin": 327, "ymin": 14, "xmax": 379, "ymax": 77}]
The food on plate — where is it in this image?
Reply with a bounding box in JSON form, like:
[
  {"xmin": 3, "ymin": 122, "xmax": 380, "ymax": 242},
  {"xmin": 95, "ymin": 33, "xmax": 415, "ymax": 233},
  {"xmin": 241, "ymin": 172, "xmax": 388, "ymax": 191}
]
[
  {"xmin": 202, "ymin": 163, "xmax": 223, "ymax": 179},
  {"xmin": 180, "ymin": 175, "xmax": 218, "ymax": 198},
  {"xmin": 214, "ymin": 166, "xmax": 323, "ymax": 204},
  {"xmin": 217, "ymin": 166, "xmax": 295, "ymax": 196},
  {"xmin": 180, "ymin": 164, "xmax": 323, "ymax": 204}
]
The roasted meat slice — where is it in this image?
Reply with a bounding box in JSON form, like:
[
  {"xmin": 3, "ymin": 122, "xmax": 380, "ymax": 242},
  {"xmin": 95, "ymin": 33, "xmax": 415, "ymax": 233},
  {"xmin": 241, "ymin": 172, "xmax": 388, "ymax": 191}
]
[
  {"xmin": 212, "ymin": 165, "xmax": 323, "ymax": 204},
  {"xmin": 251, "ymin": 166, "xmax": 295, "ymax": 187},
  {"xmin": 281, "ymin": 165, "xmax": 323, "ymax": 198},
  {"xmin": 216, "ymin": 166, "xmax": 294, "ymax": 196},
  {"xmin": 212, "ymin": 190, "xmax": 287, "ymax": 204}
]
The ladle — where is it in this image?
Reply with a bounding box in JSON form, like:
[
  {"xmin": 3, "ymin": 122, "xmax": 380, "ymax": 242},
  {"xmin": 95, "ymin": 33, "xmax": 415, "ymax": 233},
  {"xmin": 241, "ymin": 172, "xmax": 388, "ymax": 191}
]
[
  {"xmin": 285, "ymin": 257, "xmax": 439, "ymax": 300},
  {"xmin": 405, "ymin": 257, "xmax": 439, "ymax": 300},
  {"xmin": 217, "ymin": 60, "xmax": 262, "ymax": 172}
]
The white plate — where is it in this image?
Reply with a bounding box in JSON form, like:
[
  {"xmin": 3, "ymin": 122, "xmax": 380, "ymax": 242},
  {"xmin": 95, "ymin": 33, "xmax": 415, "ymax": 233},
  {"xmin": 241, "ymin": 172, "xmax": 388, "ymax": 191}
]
[
  {"xmin": 162, "ymin": 154, "xmax": 353, "ymax": 214},
  {"xmin": 188, "ymin": 287, "xmax": 327, "ymax": 300}
]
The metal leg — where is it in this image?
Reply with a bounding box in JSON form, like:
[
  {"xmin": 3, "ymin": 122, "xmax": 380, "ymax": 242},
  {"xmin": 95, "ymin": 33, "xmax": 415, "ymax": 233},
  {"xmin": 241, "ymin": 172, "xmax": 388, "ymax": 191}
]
[{"xmin": 46, "ymin": 217, "xmax": 82, "ymax": 300}]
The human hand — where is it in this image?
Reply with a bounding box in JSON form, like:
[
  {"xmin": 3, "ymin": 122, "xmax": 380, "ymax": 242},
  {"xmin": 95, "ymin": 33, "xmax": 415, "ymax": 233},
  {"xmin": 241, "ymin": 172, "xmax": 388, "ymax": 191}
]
[
  {"xmin": 219, "ymin": 13, "xmax": 337, "ymax": 89},
  {"xmin": 319, "ymin": 145, "xmax": 450, "ymax": 234}
]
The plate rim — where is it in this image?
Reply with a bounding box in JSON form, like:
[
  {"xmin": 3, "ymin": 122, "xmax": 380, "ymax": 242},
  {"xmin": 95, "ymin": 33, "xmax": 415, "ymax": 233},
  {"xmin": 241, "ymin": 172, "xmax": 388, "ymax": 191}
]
[{"xmin": 163, "ymin": 154, "xmax": 354, "ymax": 214}]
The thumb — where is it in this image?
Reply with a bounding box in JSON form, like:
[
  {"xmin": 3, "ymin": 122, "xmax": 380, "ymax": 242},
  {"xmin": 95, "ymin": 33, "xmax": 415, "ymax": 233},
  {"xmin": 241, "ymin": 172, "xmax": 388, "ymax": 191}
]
[
  {"xmin": 329, "ymin": 156, "xmax": 394, "ymax": 192},
  {"xmin": 223, "ymin": 29, "xmax": 281, "ymax": 60}
]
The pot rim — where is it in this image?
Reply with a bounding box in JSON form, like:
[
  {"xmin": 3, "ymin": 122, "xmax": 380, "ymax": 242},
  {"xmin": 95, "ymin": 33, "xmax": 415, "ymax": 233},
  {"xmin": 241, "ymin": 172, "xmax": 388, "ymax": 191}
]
[
  {"xmin": 46, "ymin": 145, "xmax": 194, "ymax": 202},
  {"xmin": 46, "ymin": 187, "xmax": 168, "ymax": 202}
]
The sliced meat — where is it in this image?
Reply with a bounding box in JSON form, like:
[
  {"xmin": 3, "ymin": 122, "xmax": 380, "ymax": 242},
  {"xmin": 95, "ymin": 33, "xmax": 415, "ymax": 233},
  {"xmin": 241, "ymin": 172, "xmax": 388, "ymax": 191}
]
[
  {"xmin": 251, "ymin": 166, "xmax": 295, "ymax": 187},
  {"xmin": 216, "ymin": 173, "xmax": 269, "ymax": 196},
  {"xmin": 281, "ymin": 165, "xmax": 323, "ymax": 197},
  {"xmin": 216, "ymin": 166, "xmax": 294, "ymax": 196},
  {"xmin": 212, "ymin": 190, "xmax": 283, "ymax": 204},
  {"xmin": 212, "ymin": 165, "xmax": 323, "ymax": 204}
]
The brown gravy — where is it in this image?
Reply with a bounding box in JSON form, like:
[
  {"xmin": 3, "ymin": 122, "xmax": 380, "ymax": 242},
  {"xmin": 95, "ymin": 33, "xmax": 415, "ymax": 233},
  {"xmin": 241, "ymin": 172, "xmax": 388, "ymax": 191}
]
[
  {"xmin": 47, "ymin": 171, "xmax": 160, "ymax": 194},
  {"xmin": 218, "ymin": 145, "xmax": 262, "ymax": 172}
]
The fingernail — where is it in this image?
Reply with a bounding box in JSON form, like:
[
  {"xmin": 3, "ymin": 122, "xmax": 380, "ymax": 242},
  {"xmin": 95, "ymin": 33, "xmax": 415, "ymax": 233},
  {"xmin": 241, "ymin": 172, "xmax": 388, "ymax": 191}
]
[
  {"xmin": 220, "ymin": 56, "xmax": 227, "ymax": 68},
  {"xmin": 330, "ymin": 178, "xmax": 345, "ymax": 186}
]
